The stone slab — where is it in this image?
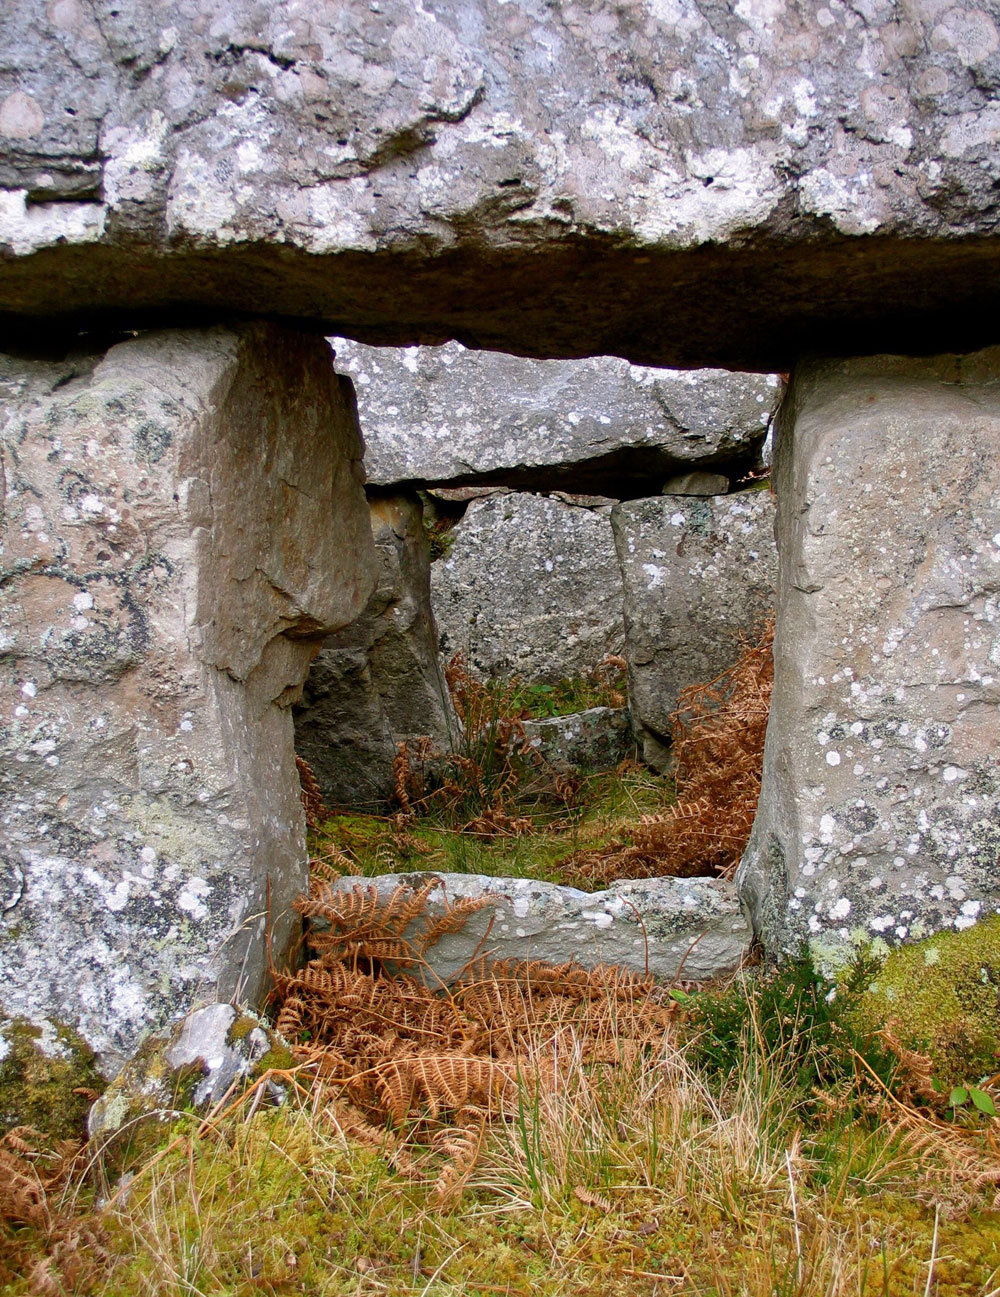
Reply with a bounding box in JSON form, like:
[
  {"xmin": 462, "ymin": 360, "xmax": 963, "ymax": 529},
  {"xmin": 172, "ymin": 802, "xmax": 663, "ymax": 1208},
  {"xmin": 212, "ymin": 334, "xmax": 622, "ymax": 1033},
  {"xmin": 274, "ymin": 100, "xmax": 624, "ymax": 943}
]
[
  {"xmin": 0, "ymin": 324, "xmax": 375, "ymax": 1070},
  {"xmin": 522, "ymin": 707, "xmax": 636, "ymax": 775},
  {"xmin": 295, "ymin": 492, "xmax": 457, "ymax": 810},
  {"xmin": 431, "ymin": 492, "xmax": 624, "ymax": 682},
  {"xmin": 3, "ymin": 4, "xmax": 1000, "ymax": 367},
  {"xmin": 335, "ymin": 339, "xmax": 779, "ymax": 492},
  {"xmin": 612, "ymin": 490, "xmax": 777, "ymax": 768},
  {"xmin": 331, "ymin": 872, "xmax": 750, "ymax": 985},
  {"xmin": 739, "ymin": 348, "xmax": 1000, "ymax": 964}
]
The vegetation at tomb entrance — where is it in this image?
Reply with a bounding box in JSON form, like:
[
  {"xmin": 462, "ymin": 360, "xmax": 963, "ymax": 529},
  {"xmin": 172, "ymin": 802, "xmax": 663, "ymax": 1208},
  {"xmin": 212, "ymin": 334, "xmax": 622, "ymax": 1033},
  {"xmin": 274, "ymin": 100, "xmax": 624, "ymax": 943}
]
[
  {"xmin": 6, "ymin": 907, "xmax": 1000, "ymax": 1295},
  {"xmin": 7, "ymin": 626, "xmax": 1000, "ymax": 1294}
]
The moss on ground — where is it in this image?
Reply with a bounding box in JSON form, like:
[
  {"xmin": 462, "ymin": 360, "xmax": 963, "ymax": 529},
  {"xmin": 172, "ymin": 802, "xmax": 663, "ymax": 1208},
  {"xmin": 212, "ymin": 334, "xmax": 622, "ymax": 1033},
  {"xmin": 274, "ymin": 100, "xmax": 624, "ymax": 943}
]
[
  {"xmin": 855, "ymin": 915, "xmax": 1000, "ymax": 1086},
  {"xmin": 9, "ymin": 1075, "xmax": 1000, "ymax": 1296},
  {"xmin": 0, "ymin": 1016, "xmax": 105, "ymax": 1142}
]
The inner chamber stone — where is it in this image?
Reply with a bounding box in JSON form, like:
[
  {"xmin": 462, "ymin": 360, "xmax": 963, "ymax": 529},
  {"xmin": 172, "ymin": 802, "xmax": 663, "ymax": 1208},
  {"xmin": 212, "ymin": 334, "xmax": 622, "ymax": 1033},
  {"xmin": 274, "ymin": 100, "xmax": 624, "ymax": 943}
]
[
  {"xmin": 739, "ymin": 348, "xmax": 1000, "ymax": 963},
  {"xmin": 294, "ymin": 490, "xmax": 457, "ymax": 810},
  {"xmin": 0, "ymin": 324, "xmax": 375, "ymax": 1070}
]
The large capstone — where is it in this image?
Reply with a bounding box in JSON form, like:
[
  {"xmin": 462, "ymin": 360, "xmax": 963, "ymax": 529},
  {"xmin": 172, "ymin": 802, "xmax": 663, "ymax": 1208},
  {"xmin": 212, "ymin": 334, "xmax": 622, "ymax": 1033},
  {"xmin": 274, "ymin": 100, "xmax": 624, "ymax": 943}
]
[
  {"xmin": 739, "ymin": 348, "xmax": 1000, "ymax": 964},
  {"xmin": 294, "ymin": 492, "xmax": 457, "ymax": 810},
  {"xmin": 334, "ymin": 339, "xmax": 779, "ymax": 494},
  {"xmin": 3, "ymin": 3, "xmax": 1000, "ymax": 367},
  {"xmin": 612, "ymin": 490, "xmax": 777, "ymax": 768},
  {"xmin": 0, "ymin": 325, "xmax": 375, "ymax": 1070},
  {"xmin": 431, "ymin": 491, "xmax": 624, "ymax": 682}
]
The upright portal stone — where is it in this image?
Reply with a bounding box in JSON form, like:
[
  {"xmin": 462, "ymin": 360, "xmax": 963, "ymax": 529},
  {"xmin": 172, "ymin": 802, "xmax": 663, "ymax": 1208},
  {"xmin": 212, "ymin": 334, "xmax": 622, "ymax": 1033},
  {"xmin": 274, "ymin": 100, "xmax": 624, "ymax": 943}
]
[
  {"xmin": 739, "ymin": 350, "xmax": 1000, "ymax": 962},
  {"xmin": 612, "ymin": 491, "xmax": 776, "ymax": 769},
  {"xmin": 0, "ymin": 325, "xmax": 375, "ymax": 1069},
  {"xmin": 294, "ymin": 492, "xmax": 456, "ymax": 809}
]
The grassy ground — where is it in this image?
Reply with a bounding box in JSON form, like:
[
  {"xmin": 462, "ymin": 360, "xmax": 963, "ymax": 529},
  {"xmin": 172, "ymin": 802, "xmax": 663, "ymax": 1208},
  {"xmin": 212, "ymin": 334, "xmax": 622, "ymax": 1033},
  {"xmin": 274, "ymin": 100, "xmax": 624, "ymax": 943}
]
[
  {"xmin": 8, "ymin": 649, "xmax": 1000, "ymax": 1293},
  {"xmin": 6, "ymin": 960, "xmax": 1000, "ymax": 1296},
  {"xmin": 504, "ymin": 662, "xmax": 627, "ymax": 720},
  {"xmin": 312, "ymin": 764, "xmax": 669, "ymax": 888}
]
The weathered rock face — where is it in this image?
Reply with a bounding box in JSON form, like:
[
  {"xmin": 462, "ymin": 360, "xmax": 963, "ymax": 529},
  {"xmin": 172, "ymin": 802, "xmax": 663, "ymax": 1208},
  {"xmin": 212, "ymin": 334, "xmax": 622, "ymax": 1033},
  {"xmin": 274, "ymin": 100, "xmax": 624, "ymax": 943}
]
[
  {"xmin": 294, "ymin": 492, "xmax": 456, "ymax": 809},
  {"xmin": 3, "ymin": 3, "xmax": 1000, "ymax": 368},
  {"xmin": 432, "ymin": 492, "xmax": 624, "ymax": 682},
  {"xmin": 612, "ymin": 490, "xmax": 777, "ymax": 768},
  {"xmin": 88, "ymin": 1002, "xmax": 291, "ymax": 1140},
  {"xmin": 522, "ymin": 707, "xmax": 636, "ymax": 775},
  {"xmin": 739, "ymin": 349, "xmax": 1000, "ymax": 965},
  {"xmin": 332, "ymin": 873, "xmax": 749, "ymax": 984},
  {"xmin": 0, "ymin": 325, "xmax": 375, "ymax": 1070},
  {"xmin": 334, "ymin": 339, "xmax": 779, "ymax": 494}
]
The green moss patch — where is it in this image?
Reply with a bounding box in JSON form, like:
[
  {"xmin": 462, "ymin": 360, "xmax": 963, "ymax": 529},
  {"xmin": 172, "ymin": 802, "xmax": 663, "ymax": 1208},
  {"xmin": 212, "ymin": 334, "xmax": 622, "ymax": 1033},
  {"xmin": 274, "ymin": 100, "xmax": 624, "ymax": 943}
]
[
  {"xmin": 0, "ymin": 1016, "xmax": 104, "ymax": 1142},
  {"xmin": 311, "ymin": 765, "xmax": 669, "ymax": 888},
  {"xmin": 855, "ymin": 915, "xmax": 1000, "ymax": 1087}
]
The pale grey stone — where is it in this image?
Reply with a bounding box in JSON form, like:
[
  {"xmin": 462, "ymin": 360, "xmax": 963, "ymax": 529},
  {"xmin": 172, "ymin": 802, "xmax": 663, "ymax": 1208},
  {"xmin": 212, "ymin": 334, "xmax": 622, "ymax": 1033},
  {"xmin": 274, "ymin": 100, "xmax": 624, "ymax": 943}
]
[
  {"xmin": 431, "ymin": 492, "xmax": 624, "ymax": 682},
  {"xmin": 739, "ymin": 348, "xmax": 1000, "ymax": 966},
  {"xmin": 89, "ymin": 1003, "xmax": 288, "ymax": 1137},
  {"xmin": 0, "ymin": 325, "xmax": 375, "ymax": 1070},
  {"xmin": 335, "ymin": 339, "xmax": 779, "ymax": 493},
  {"xmin": 662, "ymin": 472, "xmax": 730, "ymax": 497},
  {"xmin": 331, "ymin": 873, "xmax": 750, "ymax": 984},
  {"xmin": 522, "ymin": 707, "xmax": 636, "ymax": 775},
  {"xmin": 613, "ymin": 490, "xmax": 777, "ymax": 769},
  {"xmin": 295, "ymin": 492, "xmax": 457, "ymax": 809},
  {"xmin": 165, "ymin": 1004, "xmax": 272, "ymax": 1107},
  {"xmin": 2, "ymin": 4, "xmax": 999, "ymax": 368}
]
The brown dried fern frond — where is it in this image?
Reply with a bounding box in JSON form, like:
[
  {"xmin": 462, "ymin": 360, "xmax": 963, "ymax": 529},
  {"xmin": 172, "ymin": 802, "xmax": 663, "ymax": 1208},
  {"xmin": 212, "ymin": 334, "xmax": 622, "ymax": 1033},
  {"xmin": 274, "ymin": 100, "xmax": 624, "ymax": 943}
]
[
  {"xmin": 878, "ymin": 1026, "xmax": 945, "ymax": 1108},
  {"xmin": 0, "ymin": 1128, "xmax": 105, "ymax": 1293},
  {"xmin": 418, "ymin": 891, "xmax": 493, "ymax": 954},
  {"xmin": 560, "ymin": 616, "xmax": 773, "ymax": 886},
  {"xmin": 296, "ymin": 755, "xmax": 328, "ymax": 831},
  {"xmin": 273, "ymin": 877, "xmax": 678, "ymax": 1200},
  {"xmin": 574, "ymin": 1185, "xmax": 614, "ymax": 1213},
  {"xmin": 369, "ymin": 1054, "xmax": 515, "ymax": 1122},
  {"xmin": 431, "ymin": 1108, "xmax": 487, "ymax": 1204}
]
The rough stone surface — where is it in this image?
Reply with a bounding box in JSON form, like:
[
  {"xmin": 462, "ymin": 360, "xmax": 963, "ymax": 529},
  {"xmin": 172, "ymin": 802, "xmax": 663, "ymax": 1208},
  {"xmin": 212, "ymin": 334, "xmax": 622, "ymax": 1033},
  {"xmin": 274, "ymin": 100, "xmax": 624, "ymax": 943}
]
[
  {"xmin": 662, "ymin": 471, "xmax": 731, "ymax": 497},
  {"xmin": 331, "ymin": 873, "xmax": 749, "ymax": 984},
  {"xmin": 432, "ymin": 492, "xmax": 624, "ymax": 682},
  {"xmin": 612, "ymin": 489, "xmax": 777, "ymax": 768},
  {"xmin": 522, "ymin": 707, "xmax": 636, "ymax": 775},
  {"xmin": 738, "ymin": 349, "xmax": 1000, "ymax": 965},
  {"xmin": 335, "ymin": 339, "xmax": 779, "ymax": 494},
  {"xmin": 4, "ymin": 3, "xmax": 1000, "ymax": 368},
  {"xmin": 88, "ymin": 1002, "xmax": 290, "ymax": 1138},
  {"xmin": 295, "ymin": 492, "xmax": 456, "ymax": 809},
  {"xmin": 0, "ymin": 325, "xmax": 375, "ymax": 1070}
]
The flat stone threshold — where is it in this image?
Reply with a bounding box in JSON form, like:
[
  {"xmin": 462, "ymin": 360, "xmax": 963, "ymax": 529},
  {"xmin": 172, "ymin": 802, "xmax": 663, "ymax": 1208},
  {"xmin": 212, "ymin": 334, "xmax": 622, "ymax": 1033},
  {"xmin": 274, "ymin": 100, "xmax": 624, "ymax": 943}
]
[{"xmin": 330, "ymin": 871, "xmax": 749, "ymax": 983}]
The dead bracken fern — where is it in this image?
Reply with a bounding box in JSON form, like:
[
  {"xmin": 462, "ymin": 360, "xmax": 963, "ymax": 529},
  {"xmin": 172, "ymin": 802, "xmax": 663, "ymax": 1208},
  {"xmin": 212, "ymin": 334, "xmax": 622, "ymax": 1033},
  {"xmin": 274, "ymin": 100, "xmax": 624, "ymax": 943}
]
[
  {"xmin": 273, "ymin": 875, "xmax": 677, "ymax": 1201},
  {"xmin": 568, "ymin": 617, "xmax": 774, "ymax": 886},
  {"xmin": 392, "ymin": 654, "xmax": 566, "ymax": 836},
  {"xmin": 296, "ymin": 754, "xmax": 329, "ymax": 831},
  {"xmin": 0, "ymin": 1126, "xmax": 106, "ymax": 1293}
]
